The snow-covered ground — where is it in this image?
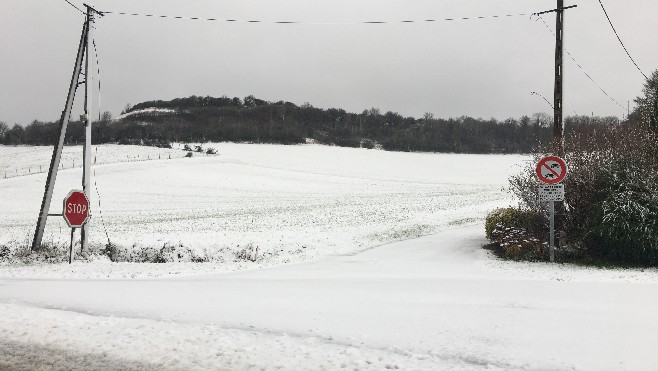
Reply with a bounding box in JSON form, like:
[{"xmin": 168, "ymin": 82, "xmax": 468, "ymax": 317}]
[
  {"xmin": 1, "ymin": 225, "xmax": 658, "ymax": 370},
  {"xmin": 1, "ymin": 143, "xmax": 526, "ymax": 278},
  {"xmin": 1, "ymin": 143, "xmax": 657, "ymax": 370},
  {"xmin": 0, "ymin": 143, "xmax": 188, "ymax": 179}
]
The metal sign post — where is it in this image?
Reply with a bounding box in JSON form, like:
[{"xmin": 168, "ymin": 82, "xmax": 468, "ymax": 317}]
[
  {"xmin": 63, "ymin": 190, "xmax": 91, "ymax": 264},
  {"xmin": 539, "ymin": 184, "xmax": 565, "ymax": 262},
  {"xmin": 69, "ymin": 228, "xmax": 76, "ymax": 264},
  {"xmin": 536, "ymin": 157, "xmax": 567, "ymax": 263}
]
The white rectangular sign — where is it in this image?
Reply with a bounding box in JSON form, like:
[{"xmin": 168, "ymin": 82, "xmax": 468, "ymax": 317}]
[{"xmin": 538, "ymin": 184, "xmax": 565, "ymax": 202}]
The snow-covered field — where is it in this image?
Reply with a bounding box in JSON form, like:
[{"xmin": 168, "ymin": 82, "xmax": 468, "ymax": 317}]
[
  {"xmin": 1, "ymin": 143, "xmax": 525, "ymax": 278},
  {"xmin": 0, "ymin": 143, "xmax": 188, "ymax": 180},
  {"xmin": 1, "ymin": 143, "xmax": 658, "ymax": 370}
]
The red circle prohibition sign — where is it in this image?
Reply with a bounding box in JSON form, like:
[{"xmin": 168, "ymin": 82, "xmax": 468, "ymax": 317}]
[{"xmin": 536, "ymin": 156, "xmax": 567, "ymax": 184}]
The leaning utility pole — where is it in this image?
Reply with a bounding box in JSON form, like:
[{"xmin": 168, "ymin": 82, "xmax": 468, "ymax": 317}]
[{"xmin": 32, "ymin": 4, "xmax": 102, "ymax": 251}]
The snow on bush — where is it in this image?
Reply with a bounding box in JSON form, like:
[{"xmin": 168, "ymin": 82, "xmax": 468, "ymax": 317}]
[
  {"xmin": 508, "ymin": 124, "xmax": 658, "ymax": 266},
  {"xmin": 484, "ymin": 208, "xmax": 548, "ymax": 261}
]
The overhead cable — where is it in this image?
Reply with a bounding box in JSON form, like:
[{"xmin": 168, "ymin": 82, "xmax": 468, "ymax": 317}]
[
  {"xmin": 62, "ymin": 0, "xmax": 85, "ymax": 16},
  {"xmin": 596, "ymin": 0, "xmax": 648, "ymax": 80},
  {"xmin": 92, "ymin": 39, "xmax": 101, "ymax": 121},
  {"xmin": 531, "ymin": 92, "xmax": 554, "ymax": 109},
  {"xmin": 101, "ymin": 10, "xmax": 542, "ymax": 25},
  {"xmin": 535, "ymin": 15, "xmax": 626, "ymax": 113}
]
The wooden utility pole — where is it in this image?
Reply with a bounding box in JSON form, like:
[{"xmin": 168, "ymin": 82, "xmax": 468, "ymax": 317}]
[
  {"xmin": 32, "ymin": 4, "xmax": 102, "ymax": 251},
  {"xmin": 554, "ymin": 0, "xmax": 565, "ymax": 154},
  {"xmin": 81, "ymin": 4, "xmax": 97, "ymax": 250},
  {"xmin": 32, "ymin": 20, "xmax": 89, "ymax": 251},
  {"xmin": 536, "ymin": 3, "xmax": 576, "ymax": 154}
]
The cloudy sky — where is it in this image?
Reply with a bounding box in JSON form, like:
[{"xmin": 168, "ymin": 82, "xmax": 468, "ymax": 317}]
[{"xmin": 1, "ymin": 0, "xmax": 656, "ymax": 125}]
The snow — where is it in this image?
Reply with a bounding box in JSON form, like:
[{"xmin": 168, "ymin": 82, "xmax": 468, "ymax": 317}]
[
  {"xmin": 1, "ymin": 225, "xmax": 658, "ymax": 370},
  {"xmin": 115, "ymin": 107, "xmax": 177, "ymax": 120},
  {"xmin": 1, "ymin": 143, "xmax": 658, "ymax": 370},
  {"xmin": 0, "ymin": 144, "xmax": 187, "ymax": 180},
  {"xmin": 0, "ymin": 143, "xmax": 527, "ymax": 278}
]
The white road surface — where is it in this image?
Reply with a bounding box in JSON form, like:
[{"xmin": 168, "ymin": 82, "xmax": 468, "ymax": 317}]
[{"xmin": 1, "ymin": 224, "xmax": 658, "ymax": 370}]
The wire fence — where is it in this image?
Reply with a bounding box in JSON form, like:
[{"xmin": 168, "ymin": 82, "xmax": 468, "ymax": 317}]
[{"xmin": 1, "ymin": 149, "xmax": 191, "ymax": 180}]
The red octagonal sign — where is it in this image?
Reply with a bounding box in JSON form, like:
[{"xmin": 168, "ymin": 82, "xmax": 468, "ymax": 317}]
[{"xmin": 63, "ymin": 190, "xmax": 90, "ymax": 228}]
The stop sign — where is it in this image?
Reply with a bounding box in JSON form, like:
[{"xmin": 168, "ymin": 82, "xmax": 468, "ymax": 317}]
[{"xmin": 63, "ymin": 190, "xmax": 90, "ymax": 228}]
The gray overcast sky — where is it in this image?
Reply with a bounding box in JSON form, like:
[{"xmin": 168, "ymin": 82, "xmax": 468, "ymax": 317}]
[{"xmin": 1, "ymin": 0, "xmax": 657, "ymax": 125}]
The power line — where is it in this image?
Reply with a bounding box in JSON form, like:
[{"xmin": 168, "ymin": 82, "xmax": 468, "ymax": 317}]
[
  {"xmin": 93, "ymin": 148, "xmax": 112, "ymax": 246},
  {"xmin": 62, "ymin": 0, "xmax": 85, "ymax": 16},
  {"xmin": 101, "ymin": 9, "xmax": 544, "ymax": 25},
  {"xmin": 89, "ymin": 38, "xmax": 111, "ymax": 245},
  {"xmin": 531, "ymin": 91, "xmax": 554, "ymax": 109},
  {"xmin": 92, "ymin": 39, "xmax": 101, "ymax": 121},
  {"xmin": 596, "ymin": 0, "xmax": 648, "ymax": 80},
  {"xmin": 535, "ymin": 15, "xmax": 626, "ymax": 113}
]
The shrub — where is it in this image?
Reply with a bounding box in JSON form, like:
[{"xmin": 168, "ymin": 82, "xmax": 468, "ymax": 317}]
[
  {"xmin": 235, "ymin": 243, "xmax": 259, "ymax": 262},
  {"xmin": 484, "ymin": 208, "xmax": 548, "ymax": 260},
  {"xmin": 206, "ymin": 147, "xmax": 218, "ymax": 155},
  {"xmin": 183, "ymin": 143, "xmax": 192, "ymax": 151},
  {"xmin": 485, "ymin": 207, "xmax": 546, "ymax": 240},
  {"xmin": 0, "ymin": 245, "xmax": 10, "ymax": 259},
  {"xmin": 185, "ymin": 151, "xmax": 193, "ymax": 158},
  {"xmin": 508, "ymin": 124, "xmax": 658, "ymax": 266},
  {"xmin": 584, "ymin": 174, "xmax": 658, "ymax": 265},
  {"xmin": 103, "ymin": 242, "xmax": 210, "ymax": 263},
  {"xmin": 486, "ymin": 225, "xmax": 547, "ymax": 261},
  {"xmin": 156, "ymin": 141, "xmax": 172, "ymax": 149},
  {"xmin": 361, "ymin": 139, "xmax": 375, "ymax": 149}
]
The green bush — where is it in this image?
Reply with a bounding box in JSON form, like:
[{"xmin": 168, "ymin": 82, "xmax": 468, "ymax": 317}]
[
  {"xmin": 486, "ymin": 225, "xmax": 547, "ymax": 261},
  {"xmin": 485, "ymin": 207, "xmax": 546, "ymax": 240},
  {"xmin": 508, "ymin": 124, "xmax": 658, "ymax": 266},
  {"xmin": 584, "ymin": 175, "xmax": 658, "ymax": 265}
]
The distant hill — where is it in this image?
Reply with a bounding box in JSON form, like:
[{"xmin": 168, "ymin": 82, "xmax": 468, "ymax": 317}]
[
  {"xmin": 1, "ymin": 95, "xmax": 622, "ymax": 154},
  {"xmin": 112, "ymin": 95, "xmax": 552, "ymax": 153}
]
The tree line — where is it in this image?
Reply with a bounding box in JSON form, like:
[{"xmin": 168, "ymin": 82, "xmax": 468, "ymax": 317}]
[{"xmin": 0, "ymin": 93, "xmax": 643, "ymax": 154}]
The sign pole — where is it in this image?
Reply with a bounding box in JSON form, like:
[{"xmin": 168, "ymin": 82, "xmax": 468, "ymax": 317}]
[
  {"xmin": 69, "ymin": 228, "xmax": 75, "ymax": 264},
  {"xmin": 549, "ymin": 201, "xmax": 555, "ymax": 262},
  {"xmin": 536, "ymin": 156, "xmax": 567, "ymax": 263}
]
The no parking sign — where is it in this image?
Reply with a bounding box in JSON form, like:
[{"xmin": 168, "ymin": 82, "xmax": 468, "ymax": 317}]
[
  {"xmin": 536, "ymin": 156, "xmax": 567, "ymax": 185},
  {"xmin": 535, "ymin": 156, "xmax": 567, "ymax": 263}
]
